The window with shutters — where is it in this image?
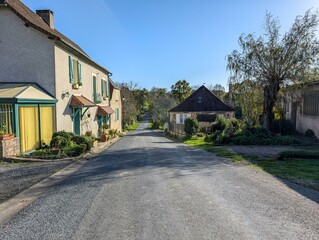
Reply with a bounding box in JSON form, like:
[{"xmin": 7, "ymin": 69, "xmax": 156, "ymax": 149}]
[
  {"xmin": 176, "ymin": 114, "xmax": 191, "ymax": 124},
  {"xmin": 101, "ymin": 79, "xmax": 109, "ymax": 99},
  {"xmin": 115, "ymin": 108, "xmax": 119, "ymax": 121},
  {"xmin": 303, "ymin": 90, "xmax": 319, "ymax": 116},
  {"xmin": 68, "ymin": 56, "xmax": 82, "ymax": 88}
]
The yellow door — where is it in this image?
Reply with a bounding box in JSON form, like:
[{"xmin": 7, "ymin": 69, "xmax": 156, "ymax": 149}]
[
  {"xmin": 40, "ymin": 106, "xmax": 54, "ymax": 146},
  {"xmin": 19, "ymin": 106, "xmax": 40, "ymax": 152}
]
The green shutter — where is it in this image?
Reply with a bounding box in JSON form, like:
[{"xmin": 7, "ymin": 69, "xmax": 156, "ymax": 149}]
[
  {"xmin": 93, "ymin": 76, "xmax": 97, "ymax": 103},
  {"xmin": 78, "ymin": 61, "xmax": 82, "ymax": 85},
  {"xmin": 106, "ymin": 80, "xmax": 109, "ymax": 97},
  {"xmin": 69, "ymin": 56, "xmax": 74, "ymax": 83},
  {"xmin": 101, "ymin": 80, "xmax": 104, "ymax": 97}
]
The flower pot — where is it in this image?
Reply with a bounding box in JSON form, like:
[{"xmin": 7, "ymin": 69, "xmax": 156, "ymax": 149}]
[
  {"xmin": 0, "ymin": 133, "xmax": 15, "ymax": 141},
  {"xmin": 100, "ymin": 134, "xmax": 108, "ymax": 142}
]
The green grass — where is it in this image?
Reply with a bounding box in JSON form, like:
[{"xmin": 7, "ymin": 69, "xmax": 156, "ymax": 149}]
[
  {"xmin": 183, "ymin": 136, "xmax": 319, "ymax": 191},
  {"xmin": 125, "ymin": 121, "xmax": 139, "ymax": 131},
  {"xmin": 184, "ymin": 137, "xmax": 245, "ymax": 162},
  {"xmin": 249, "ymin": 158, "xmax": 319, "ymax": 191}
]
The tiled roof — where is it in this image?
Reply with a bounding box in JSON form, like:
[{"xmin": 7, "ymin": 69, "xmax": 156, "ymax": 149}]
[
  {"xmin": 69, "ymin": 95, "xmax": 95, "ymax": 107},
  {"xmin": 169, "ymin": 85, "xmax": 235, "ymax": 112},
  {"xmin": 4, "ymin": 0, "xmax": 112, "ymax": 75},
  {"xmin": 97, "ymin": 105, "xmax": 115, "ymax": 116}
]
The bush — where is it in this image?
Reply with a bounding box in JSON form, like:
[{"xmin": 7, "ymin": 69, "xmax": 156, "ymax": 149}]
[
  {"xmin": 276, "ymin": 150, "xmax": 319, "ymax": 160},
  {"xmin": 212, "ymin": 115, "xmax": 227, "ymax": 132},
  {"xmin": 52, "ymin": 131, "xmax": 72, "ymax": 142},
  {"xmin": 72, "ymin": 135, "xmax": 93, "ymax": 151},
  {"xmin": 184, "ymin": 118, "xmax": 199, "ymax": 138},
  {"xmin": 152, "ymin": 121, "xmax": 160, "ymax": 129},
  {"xmin": 204, "ymin": 134, "xmax": 212, "ymax": 142},
  {"xmin": 64, "ymin": 144, "xmax": 86, "ymax": 157},
  {"xmin": 272, "ymin": 119, "xmax": 294, "ymax": 135},
  {"xmin": 274, "ymin": 136, "xmax": 300, "ymax": 145},
  {"xmin": 305, "ymin": 129, "xmax": 316, "ymax": 138},
  {"xmin": 50, "ymin": 136, "xmax": 69, "ymax": 149},
  {"xmin": 196, "ymin": 132, "xmax": 205, "ymax": 137}
]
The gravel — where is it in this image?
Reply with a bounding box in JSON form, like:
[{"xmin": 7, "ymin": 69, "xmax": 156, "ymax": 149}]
[{"xmin": 0, "ymin": 160, "xmax": 71, "ymax": 203}]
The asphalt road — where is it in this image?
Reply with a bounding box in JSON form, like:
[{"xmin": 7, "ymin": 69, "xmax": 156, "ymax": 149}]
[{"xmin": 0, "ymin": 121, "xmax": 319, "ymax": 240}]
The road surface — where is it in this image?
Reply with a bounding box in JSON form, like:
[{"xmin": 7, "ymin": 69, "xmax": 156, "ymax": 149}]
[{"xmin": 0, "ymin": 121, "xmax": 319, "ymax": 239}]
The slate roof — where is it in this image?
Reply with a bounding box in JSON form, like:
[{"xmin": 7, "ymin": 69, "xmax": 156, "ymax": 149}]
[
  {"xmin": 4, "ymin": 0, "xmax": 112, "ymax": 75},
  {"xmin": 169, "ymin": 85, "xmax": 234, "ymax": 112}
]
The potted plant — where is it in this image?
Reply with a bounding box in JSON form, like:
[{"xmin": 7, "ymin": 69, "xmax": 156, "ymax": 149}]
[
  {"xmin": 0, "ymin": 124, "xmax": 15, "ymax": 141},
  {"xmin": 100, "ymin": 129, "xmax": 108, "ymax": 142},
  {"xmin": 72, "ymin": 83, "xmax": 79, "ymax": 89}
]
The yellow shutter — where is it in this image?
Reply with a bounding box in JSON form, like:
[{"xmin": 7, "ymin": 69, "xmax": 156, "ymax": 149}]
[
  {"xmin": 19, "ymin": 106, "xmax": 40, "ymax": 152},
  {"xmin": 40, "ymin": 106, "xmax": 54, "ymax": 146}
]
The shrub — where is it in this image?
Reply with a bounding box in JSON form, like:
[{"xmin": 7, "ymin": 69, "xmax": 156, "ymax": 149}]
[
  {"xmin": 184, "ymin": 118, "xmax": 199, "ymax": 138},
  {"xmin": 152, "ymin": 121, "xmax": 160, "ymax": 129},
  {"xmin": 50, "ymin": 136, "xmax": 69, "ymax": 149},
  {"xmin": 52, "ymin": 131, "xmax": 72, "ymax": 142},
  {"xmin": 210, "ymin": 130, "xmax": 222, "ymax": 142},
  {"xmin": 276, "ymin": 150, "xmax": 319, "ymax": 160},
  {"xmin": 72, "ymin": 135, "xmax": 93, "ymax": 151},
  {"xmin": 196, "ymin": 132, "xmax": 205, "ymax": 137},
  {"xmin": 64, "ymin": 144, "xmax": 86, "ymax": 157},
  {"xmin": 274, "ymin": 136, "xmax": 300, "ymax": 145},
  {"xmin": 212, "ymin": 115, "xmax": 227, "ymax": 132},
  {"xmin": 204, "ymin": 134, "xmax": 212, "ymax": 142},
  {"xmin": 305, "ymin": 129, "xmax": 316, "ymax": 138},
  {"xmin": 272, "ymin": 119, "xmax": 294, "ymax": 135}
]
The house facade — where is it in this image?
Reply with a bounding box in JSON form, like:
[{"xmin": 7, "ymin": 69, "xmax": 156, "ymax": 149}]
[
  {"xmin": 285, "ymin": 81, "xmax": 319, "ymax": 138},
  {"xmin": 0, "ymin": 0, "xmax": 121, "ymax": 152},
  {"xmin": 169, "ymin": 85, "xmax": 235, "ymax": 137}
]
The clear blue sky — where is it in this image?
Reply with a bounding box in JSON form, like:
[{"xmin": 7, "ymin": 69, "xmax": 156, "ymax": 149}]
[{"xmin": 22, "ymin": 0, "xmax": 319, "ymax": 90}]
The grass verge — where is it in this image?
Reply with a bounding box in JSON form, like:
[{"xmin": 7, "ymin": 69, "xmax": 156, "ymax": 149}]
[{"xmin": 183, "ymin": 136, "xmax": 319, "ymax": 191}]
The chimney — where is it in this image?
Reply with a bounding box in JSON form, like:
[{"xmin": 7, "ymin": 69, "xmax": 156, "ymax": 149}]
[{"xmin": 36, "ymin": 10, "xmax": 54, "ymax": 29}]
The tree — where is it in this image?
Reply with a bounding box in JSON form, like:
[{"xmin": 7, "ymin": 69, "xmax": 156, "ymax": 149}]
[
  {"xmin": 211, "ymin": 84, "xmax": 226, "ymax": 99},
  {"xmin": 227, "ymin": 10, "xmax": 319, "ymax": 130},
  {"xmin": 121, "ymin": 86, "xmax": 138, "ymax": 127},
  {"xmin": 171, "ymin": 80, "xmax": 192, "ymax": 103},
  {"xmin": 184, "ymin": 118, "xmax": 199, "ymax": 138}
]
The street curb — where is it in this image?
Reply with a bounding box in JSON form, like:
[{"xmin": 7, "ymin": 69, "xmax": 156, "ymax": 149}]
[{"xmin": 0, "ymin": 136, "xmax": 122, "ymax": 225}]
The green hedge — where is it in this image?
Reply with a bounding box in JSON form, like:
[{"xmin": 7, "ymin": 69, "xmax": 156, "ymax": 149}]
[{"xmin": 276, "ymin": 150, "xmax": 319, "ymax": 160}]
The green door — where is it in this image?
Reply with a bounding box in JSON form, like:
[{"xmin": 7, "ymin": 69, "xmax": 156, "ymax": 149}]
[{"xmin": 73, "ymin": 108, "xmax": 81, "ymax": 135}]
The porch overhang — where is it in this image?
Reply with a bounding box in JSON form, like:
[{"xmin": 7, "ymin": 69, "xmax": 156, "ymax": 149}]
[
  {"xmin": 69, "ymin": 95, "xmax": 96, "ymax": 119},
  {"xmin": 97, "ymin": 105, "xmax": 114, "ymax": 116}
]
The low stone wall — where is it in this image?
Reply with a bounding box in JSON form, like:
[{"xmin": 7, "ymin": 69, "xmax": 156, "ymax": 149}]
[{"xmin": 0, "ymin": 137, "xmax": 19, "ymax": 158}]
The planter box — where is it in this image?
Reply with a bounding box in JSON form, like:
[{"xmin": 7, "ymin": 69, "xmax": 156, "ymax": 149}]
[
  {"xmin": 0, "ymin": 136, "xmax": 19, "ymax": 158},
  {"xmin": 0, "ymin": 133, "xmax": 15, "ymax": 141}
]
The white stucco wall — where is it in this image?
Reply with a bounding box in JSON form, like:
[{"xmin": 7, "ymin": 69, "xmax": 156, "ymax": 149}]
[
  {"xmin": 0, "ymin": 7, "xmax": 55, "ymax": 95},
  {"xmin": 54, "ymin": 45, "xmax": 112, "ymax": 136}
]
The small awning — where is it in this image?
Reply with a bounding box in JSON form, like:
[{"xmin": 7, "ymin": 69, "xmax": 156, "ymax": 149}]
[
  {"xmin": 69, "ymin": 95, "xmax": 95, "ymax": 107},
  {"xmin": 97, "ymin": 105, "xmax": 115, "ymax": 116}
]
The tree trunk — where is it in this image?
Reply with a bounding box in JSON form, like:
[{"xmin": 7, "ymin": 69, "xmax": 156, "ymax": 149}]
[{"xmin": 263, "ymin": 82, "xmax": 280, "ymax": 131}]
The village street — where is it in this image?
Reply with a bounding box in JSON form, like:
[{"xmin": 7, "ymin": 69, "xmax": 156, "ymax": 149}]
[{"xmin": 0, "ymin": 121, "xmax": 319, "ymax": 240}]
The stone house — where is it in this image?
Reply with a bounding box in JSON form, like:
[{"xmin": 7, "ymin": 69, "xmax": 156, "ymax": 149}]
[
  {"xmin": 169, "ymin": 85, "xmax": 235, "ymax": 137},
  {"xmin": 285, "ymin": 81, "xmax": 319, "ymax": 138},
  {"xmin": 0, "ymin": 0, "xmax": 122, "ymax": 153}
]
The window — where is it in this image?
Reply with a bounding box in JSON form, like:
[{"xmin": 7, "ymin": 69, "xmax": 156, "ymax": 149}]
[
  {"xmin": 115, "ymin": 108, "xmax": 119, "ymax": 121},
  {"xmin": 93, "ymin": 75, "xmax": 102, "ymax": 103},
  {"xmin": 303, "ymin": 90, "xmax": 319, "ymax": 116},
  {"xmin": 115, "ymin": 91, "xmax": 119, "ymax": 101},
  {"xmin": 0, "ymin": 104, "xmax": 13, "ymax": 134},
  {"xmin": 69, "ymin": 56, "xmax": 82, "ymax": 86},
  {"xmin": 176, "ymin": 113, "xmax": 191, "ymax": 124},
  {"xmin": 101, "ymin": 79, "xmax": 109, "ymax": 98}
]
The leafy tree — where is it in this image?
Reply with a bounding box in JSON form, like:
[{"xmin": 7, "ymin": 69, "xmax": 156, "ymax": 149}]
[
  {"xmin": 227, "ymin": 10, "xmax": 319, "ymax": 130},
  {"xmin": 184, "ymin": 118, "xmax": 199, "ymax": 138},
  {"xmin": 211, "ymin": 84, "xmax": 226, "ymax": 99},
  {"xmin": 171, "ymin": 80, "xmax": 192, "ymax": 103},
  {"xmin": 121, "ymin": 86, "xmax": 138, "ymax": 127},
  {"xmin": 231, "ymin": 81, "xmax": 263, "ymax": 125}
]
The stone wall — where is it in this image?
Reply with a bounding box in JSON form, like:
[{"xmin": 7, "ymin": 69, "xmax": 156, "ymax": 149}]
[{"xmin": 0, "ymin": 137, "xmax": 19, "ymax": 158}]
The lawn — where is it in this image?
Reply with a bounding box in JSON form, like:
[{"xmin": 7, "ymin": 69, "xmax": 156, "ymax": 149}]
[
  {"xmin": 249, "ymin": 158, "xmax": 319, "ymax": 191},
  {"xmin": 183, "ymin": 136, "xmax": 319, "ymax": 191}
]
